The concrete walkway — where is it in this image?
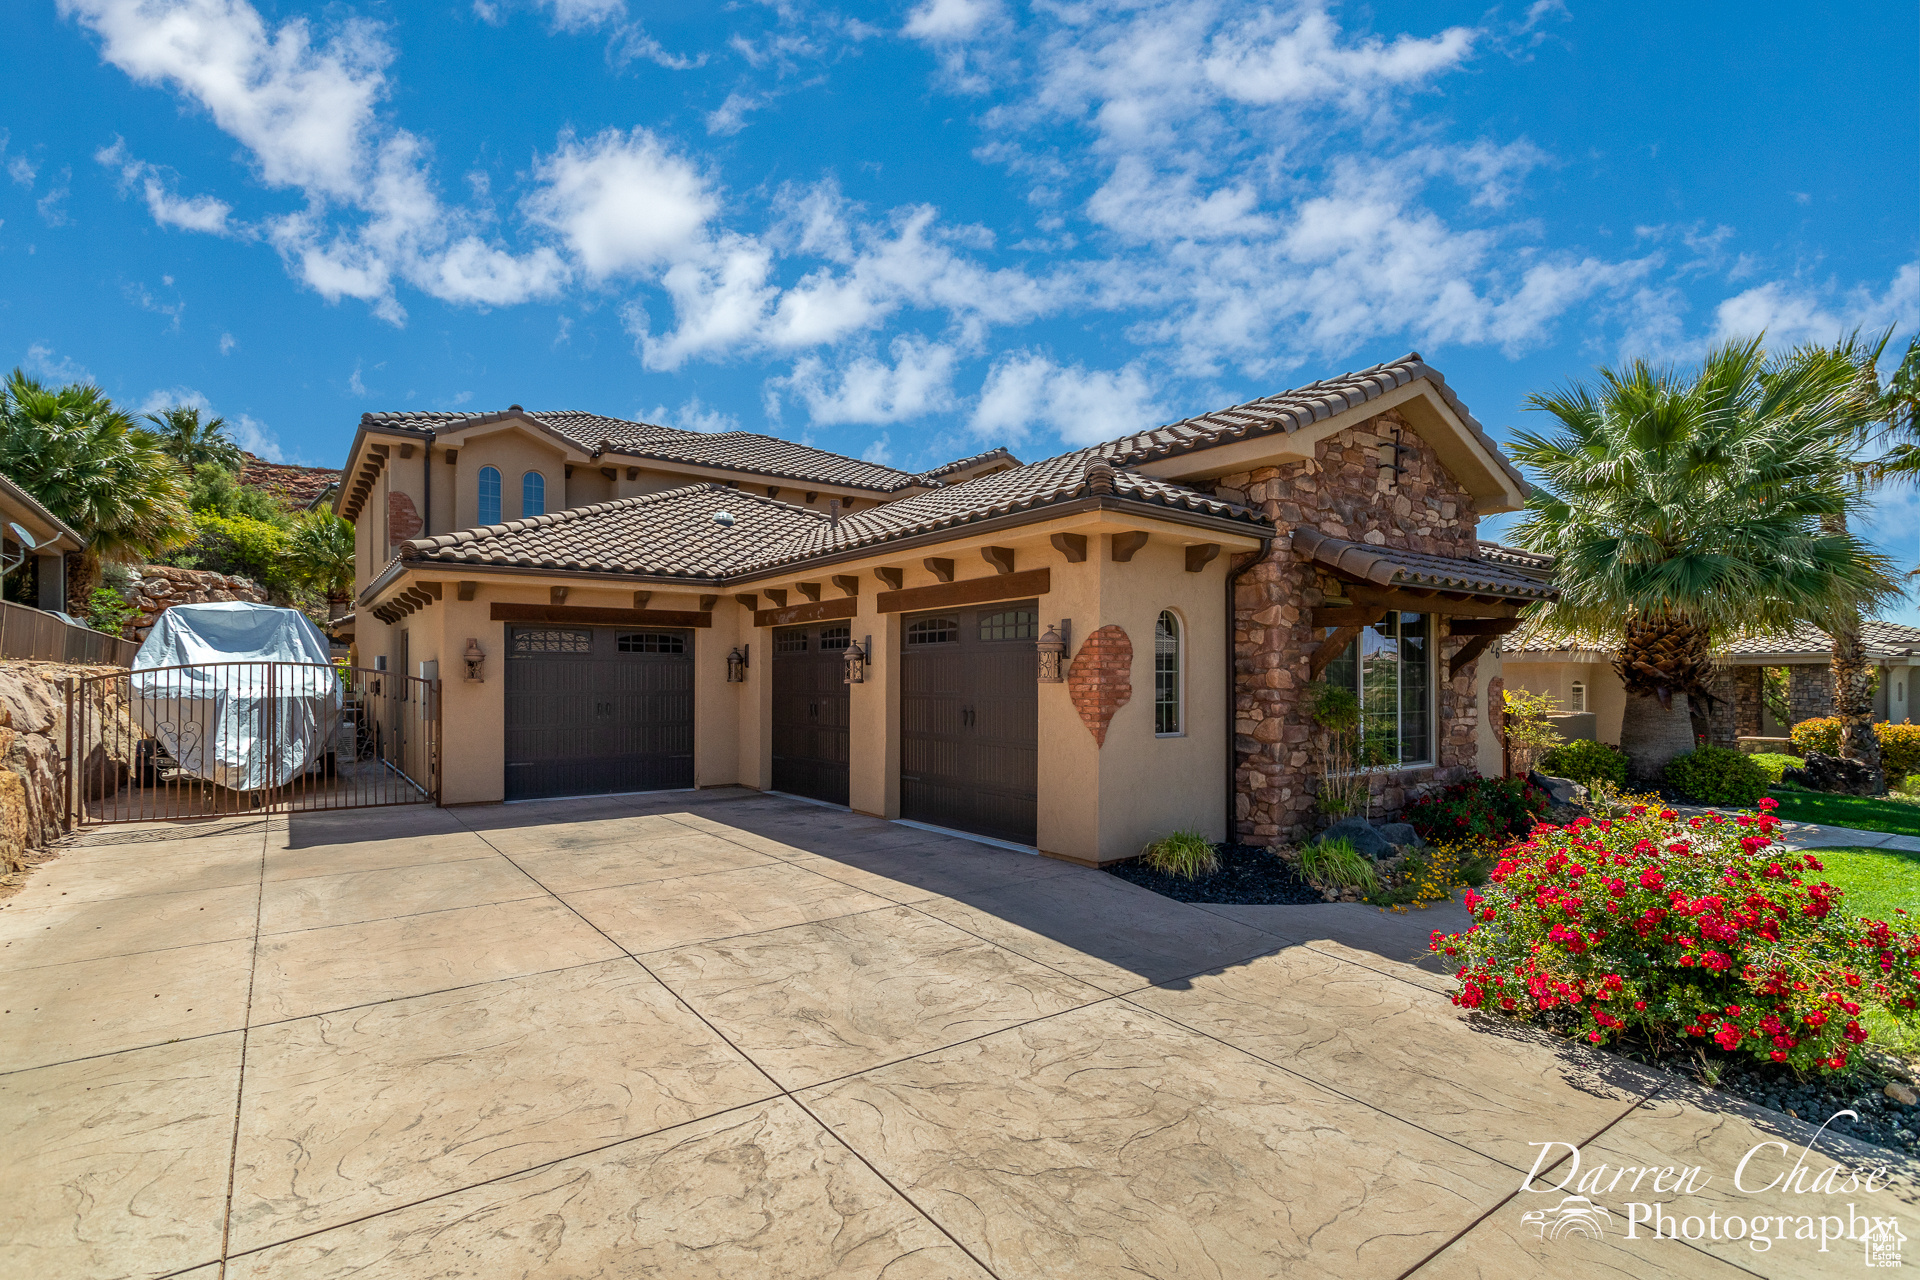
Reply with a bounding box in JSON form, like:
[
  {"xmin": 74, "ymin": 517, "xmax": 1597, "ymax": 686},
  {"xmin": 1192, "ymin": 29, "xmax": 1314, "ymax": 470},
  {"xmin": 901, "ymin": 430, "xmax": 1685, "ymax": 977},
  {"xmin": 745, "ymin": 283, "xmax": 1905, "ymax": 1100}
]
[
  {"xmin": 1773, "ymin": 818, "xmax": 1920, "ymax": 852},
  {"xmin": 1, "ymin": 790, "xmax": 1912, "ymax": 1279}
]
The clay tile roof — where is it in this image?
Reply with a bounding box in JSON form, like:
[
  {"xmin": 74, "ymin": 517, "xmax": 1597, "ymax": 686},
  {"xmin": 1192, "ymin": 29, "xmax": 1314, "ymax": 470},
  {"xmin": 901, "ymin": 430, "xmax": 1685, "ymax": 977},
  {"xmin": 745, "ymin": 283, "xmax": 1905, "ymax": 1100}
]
[
  {"xmin": 1503, "ymin": 618, "xmax": 1920, "ymax": 661},
  {"xmin": 398, "ymin": 483, "xmax": 826, "ymax": 580},
  {"xmin": 915, "ymin": 446, "xmax": 1019, "ymax": 482},
  {"xmin": 1474, "ymin": 540, "xmax": 1557, "ymax": 583},
  {"xmin": 753, "ymin": 451, "xmax": 1262, "ymax": 569},
  {"xmin": 1091, "ymin": 351, "xmax": 1525, "ymax": 491},
  {"xmin": 1292, "ymin": 526, "xmax": 1558, "ymax": 601}
]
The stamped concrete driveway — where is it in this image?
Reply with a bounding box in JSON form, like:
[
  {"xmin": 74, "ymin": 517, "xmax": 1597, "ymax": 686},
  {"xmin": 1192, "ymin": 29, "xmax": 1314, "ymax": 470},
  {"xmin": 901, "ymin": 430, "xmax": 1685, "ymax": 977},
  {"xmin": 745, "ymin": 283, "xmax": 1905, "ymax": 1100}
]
[{"xmin": 1, "ymin": 789, "xmax": 1912, "ymax": 1279}]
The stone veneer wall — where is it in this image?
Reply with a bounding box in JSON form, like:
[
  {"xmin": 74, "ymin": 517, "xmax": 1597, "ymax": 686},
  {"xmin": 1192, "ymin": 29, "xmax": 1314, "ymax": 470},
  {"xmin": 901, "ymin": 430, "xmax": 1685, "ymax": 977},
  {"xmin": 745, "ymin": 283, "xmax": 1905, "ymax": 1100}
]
[
  {"xmin": 1787, "ymin": 664, "xmax": 1835, "ymax": 724},
  {"xmin": 1704, "ymin": 666, "xmax": 1764, "ymax": 749},
  {"xmin": 1213, "ymin": 409, "xmax": 1485, "ymax": 844}
]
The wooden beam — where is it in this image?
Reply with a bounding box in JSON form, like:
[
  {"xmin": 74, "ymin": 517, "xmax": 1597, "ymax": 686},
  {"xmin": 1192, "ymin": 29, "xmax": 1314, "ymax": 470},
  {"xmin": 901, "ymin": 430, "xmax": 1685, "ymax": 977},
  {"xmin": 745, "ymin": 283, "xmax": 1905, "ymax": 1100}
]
[
  {"xmin": 795, "ymin": 581, "xmax": 822, "ymax": 602},
  {"xmin": 981, "ymin": 546, "xmax": 1016, "ymax": 575},
  {"xmin": 1311, "ymin": 605, "xmax": 1388, "ymax": 629},
  {"xmin": 456, "ymin": 581, "xmax": 478, "ymax": 601},
  {"xmin": 1449, "ymin": 633, "xmax": 1499, "ymax": 679},
  {"xmin": 370, "ymin": 444, "xmax": 390, "ymax": 457},
  {"xmin": 831, "ymin": 574, "xmax": 860, "ymax": 597},
  {"xmin": 924, "ymin": 557, "xmax": 955, "ymax": 583},
  {"xmin": 755, "ymin": 598, "xmax": 859, "ymax": 628},
  {"xmin": 490, "ymin": 603, "xmax": 713, "ymax": 627},
  {"xmin": 877, "ymin": 568, "xmax": 1051, "ymax": 614},
  {"xmin": 1446, "ymin": 616, "xmax": 1521, "ymax": 637},
  {"xmin": 1184, "ymin": 543, "xmax": 1221, "ymax": 573},
  {"xmin": 1111, "ymin": 531, "xmax": 1149, "ymax": 563},
  {"xmin": 875, "ymin": 567, "xmax": 904, "ymax": 591},
  {"xmin": 1050, "ymin": 532, "xmax": 1087, "ymax": 563},
  {"xmin": 763, "ymin": 588, "xmax": 788, "ymax": 608},
  {"xmin": 632, "ymin": 591, "xmax": 652, "ymax": 610},
  {"xmin": 1310, "ymin": 625, "xmax": 1363, "ymax": 679},
  {"xmin": 550, "ymin": 586, "xmax": 569, "ymax": 605},
  {"xmin": 1347, "ymin": 586, "xmax": 1523, "ymax": 619}
]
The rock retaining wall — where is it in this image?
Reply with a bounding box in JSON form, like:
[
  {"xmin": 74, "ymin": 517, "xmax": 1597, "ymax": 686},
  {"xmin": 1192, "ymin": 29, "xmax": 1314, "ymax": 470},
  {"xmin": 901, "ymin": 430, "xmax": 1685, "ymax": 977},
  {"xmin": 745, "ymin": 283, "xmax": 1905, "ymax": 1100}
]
[
  {"xmin": 0, "ymin": 660, "xmax": 135, "ymax": 895},
  {"xmin": 124, "ymin": 565, "xmax": 270, "ymax": 642}
]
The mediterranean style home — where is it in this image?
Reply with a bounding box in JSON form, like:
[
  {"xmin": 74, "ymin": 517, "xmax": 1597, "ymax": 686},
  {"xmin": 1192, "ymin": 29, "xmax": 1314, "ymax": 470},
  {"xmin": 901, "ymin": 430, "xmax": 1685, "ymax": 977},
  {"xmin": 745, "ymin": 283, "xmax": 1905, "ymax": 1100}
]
[
  {"xmin": 336, "ymin": 353, "xmax": 1556, "ymax": 864},
  {"xmin": 1503, "ymin": 619, "xmax": 1920, "ymax": 750}
]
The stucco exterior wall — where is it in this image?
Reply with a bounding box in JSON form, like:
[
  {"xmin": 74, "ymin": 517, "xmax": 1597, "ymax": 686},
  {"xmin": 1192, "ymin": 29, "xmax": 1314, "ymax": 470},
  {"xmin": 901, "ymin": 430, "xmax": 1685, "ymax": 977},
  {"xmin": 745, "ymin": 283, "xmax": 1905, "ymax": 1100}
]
[
  {"xmin": 442, "ymin": 430, "xmax": 568, "ymax": 532},
  {"xmin": 1500, "ymin": 657, "xmax": 1628, "ymax": 747},
  {"xmin": 1214, "ymin": 409, "xmax": 1487, "ymax": 844}
]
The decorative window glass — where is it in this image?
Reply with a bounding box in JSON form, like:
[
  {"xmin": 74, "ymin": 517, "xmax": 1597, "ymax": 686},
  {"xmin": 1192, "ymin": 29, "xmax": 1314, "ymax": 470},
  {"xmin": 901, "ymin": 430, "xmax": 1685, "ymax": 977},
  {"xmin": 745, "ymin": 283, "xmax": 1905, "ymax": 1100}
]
[
  {"xmin": 775, "ymin": 630, "xmax": 809, "ymax": 654},
  {"xmin": 818, "ymin": 626, "xmax": 852, "ymax": 651},
  {"xmin": 1570, "ymin": 680, "xmax": 1587, "ymax": 713},
  {"xmin": 477, "ymin": 467, "xmax": 502, "ymax": 526},
  {"xmin": 617, "ymin": 632, "xmax": 684, "ymax": 653},
  {"xmin": 522, "ymin": 471, "xmax": 546, "ymax": 518},
  {"xmin": 1321, "ymin": 612, "xmax": 1432, "ymax": 767},
  {"xmin": 512, "ymin": 628, "xmax": 590, "ymax": 654},
  {"xmin": 978, "ymin": 608, "xmax": 1037, "ymax": 641},
  {"xmin": 1155, "ymin": 611, "xmax": 1181, "ymax": 735},
  {"xmin": 906, "ymin": 617, "xmax": 958, "ymax": 645}
]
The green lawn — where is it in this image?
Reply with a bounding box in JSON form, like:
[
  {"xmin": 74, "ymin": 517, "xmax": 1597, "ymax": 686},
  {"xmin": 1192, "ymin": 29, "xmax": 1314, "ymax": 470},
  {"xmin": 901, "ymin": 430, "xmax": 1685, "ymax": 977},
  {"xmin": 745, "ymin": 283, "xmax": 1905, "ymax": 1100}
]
[
  {"xmin": 1763, "ymin": 787, "xmax": 1920, "ymax": 837},
  {"xmin": 1817, "ymin": 846, "xmax": 1920, "ymax": 1056}
]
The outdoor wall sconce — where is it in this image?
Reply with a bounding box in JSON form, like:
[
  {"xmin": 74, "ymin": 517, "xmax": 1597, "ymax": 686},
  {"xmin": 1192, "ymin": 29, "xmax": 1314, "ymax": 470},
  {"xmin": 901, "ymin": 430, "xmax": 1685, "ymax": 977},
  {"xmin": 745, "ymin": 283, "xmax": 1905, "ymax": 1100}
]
[
  {"xmin": 1376, "ymin": 424, "xmax": 1409, "ymax": 489},
  {"xmin": 462, "ymin": 638, "xmax": 485, "ymax": 683},
  {"xmin": 727, "ymin": 644, "xmax": 749, "ymax": 683},
  {"xmin": 842, "ymin": 635, "xmax": 871, "ymax": 685},
  {"xmin": 1036, "ymin": 620, "xmax": 1069, "ymax": 683}
]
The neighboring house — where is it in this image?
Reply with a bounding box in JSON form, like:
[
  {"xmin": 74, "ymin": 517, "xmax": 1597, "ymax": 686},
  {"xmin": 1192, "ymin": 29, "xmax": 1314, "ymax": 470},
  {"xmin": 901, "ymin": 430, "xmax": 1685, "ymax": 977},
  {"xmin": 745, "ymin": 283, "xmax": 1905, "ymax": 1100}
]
[
  {"xmin": 1502, "ymin": 619, "xmax": 1920, "ymax": 750},
  {"xmin": 0, "ymin": 472, "xmax": 87, "ymax": 612},
  {"xmin": 338, "ymin": 353, "xmax": 1553, "ymax": 864}
]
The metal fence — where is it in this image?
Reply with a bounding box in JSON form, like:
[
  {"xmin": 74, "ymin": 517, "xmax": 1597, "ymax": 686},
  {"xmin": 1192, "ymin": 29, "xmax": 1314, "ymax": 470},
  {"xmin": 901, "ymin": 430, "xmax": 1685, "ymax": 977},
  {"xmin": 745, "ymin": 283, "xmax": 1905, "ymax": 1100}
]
[
  {"xmin": 66, "ymin": 661, "xmax": 440, "ymax": 826},
  {"xmin": 0, "ymin": 599, "xmax": 138, "ymax": 666}
]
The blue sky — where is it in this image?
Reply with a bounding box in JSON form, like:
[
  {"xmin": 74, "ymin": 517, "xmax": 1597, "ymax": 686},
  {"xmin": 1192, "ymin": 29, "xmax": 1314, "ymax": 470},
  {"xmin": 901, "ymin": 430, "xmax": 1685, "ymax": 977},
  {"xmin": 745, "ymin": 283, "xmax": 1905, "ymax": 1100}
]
[{"xmin": 3, "ymin": 2, "xmax": 1916, "ymax": 603}]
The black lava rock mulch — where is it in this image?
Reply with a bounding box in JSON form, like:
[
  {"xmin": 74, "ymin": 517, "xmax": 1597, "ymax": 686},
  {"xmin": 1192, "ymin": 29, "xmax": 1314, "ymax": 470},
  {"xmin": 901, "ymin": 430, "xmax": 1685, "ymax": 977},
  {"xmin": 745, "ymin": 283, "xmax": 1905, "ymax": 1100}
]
[{"xmin": 1106, "ymin": 842, "xmax": 1323, "ymax": 905}]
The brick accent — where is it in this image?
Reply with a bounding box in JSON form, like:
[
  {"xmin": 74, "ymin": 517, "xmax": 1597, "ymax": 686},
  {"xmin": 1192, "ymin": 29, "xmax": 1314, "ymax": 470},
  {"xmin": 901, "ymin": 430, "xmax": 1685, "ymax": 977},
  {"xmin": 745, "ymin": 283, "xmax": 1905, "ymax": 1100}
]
[
  {"xmin": 1067, "ymin": 625, "xmax": 1133, "ymax": 747},
  {"xmin": 1219, "ymin": 411, "xmax": 1483, "ymax": 842},
  {"xmin": 388, "ymin": 491, "xmax": 422, "ymax": 543}
]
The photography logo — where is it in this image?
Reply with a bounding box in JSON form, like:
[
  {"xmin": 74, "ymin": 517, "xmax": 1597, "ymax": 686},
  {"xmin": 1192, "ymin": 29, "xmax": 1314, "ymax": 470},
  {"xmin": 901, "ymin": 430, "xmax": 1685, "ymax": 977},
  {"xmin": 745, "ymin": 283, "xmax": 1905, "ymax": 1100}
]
[
  {"xmin": 1864, "ymin": 1218, "xmax": 1905, "ymax": 1269},
  {"xmin": 1521, "ymin": 1195, "xmax": 1613, "ymax": 1241}
]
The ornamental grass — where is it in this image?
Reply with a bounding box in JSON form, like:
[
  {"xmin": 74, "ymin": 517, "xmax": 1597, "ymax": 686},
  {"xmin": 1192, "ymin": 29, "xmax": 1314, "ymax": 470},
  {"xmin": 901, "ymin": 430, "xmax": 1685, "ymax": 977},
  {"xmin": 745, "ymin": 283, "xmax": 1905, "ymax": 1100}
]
[{"xmin": 1431, "ymin": 798, "xmax": 1920, "ymax": 1075}]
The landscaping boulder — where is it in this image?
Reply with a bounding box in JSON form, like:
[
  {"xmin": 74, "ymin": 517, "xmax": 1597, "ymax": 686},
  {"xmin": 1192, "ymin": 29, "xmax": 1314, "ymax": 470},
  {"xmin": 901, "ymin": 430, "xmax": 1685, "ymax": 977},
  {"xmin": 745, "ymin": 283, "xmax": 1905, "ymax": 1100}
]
[
  {"xmin": 1376, "ymin": 821, "xmax": 1427, "ymax": 850},
  {"xmin": 1527, "ymin": 771, "xmax": 1589, "ymax": 809},
  {"xmin": 1780, "ymin": 751, "xmax": 1883, "ymax": 797},
  {"xmin": 1319, "ymin": 816, "xmax": 1392, "ymax": 861}
]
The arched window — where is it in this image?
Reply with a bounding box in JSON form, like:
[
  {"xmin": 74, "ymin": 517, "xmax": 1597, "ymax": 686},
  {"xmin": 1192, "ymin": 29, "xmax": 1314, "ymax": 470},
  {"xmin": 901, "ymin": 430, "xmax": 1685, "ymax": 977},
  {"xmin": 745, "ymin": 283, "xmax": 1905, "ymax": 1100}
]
[
  {"xmin": 477, "ymin": 466, "xmax": 501, "ymax": 526},
  {"xmin": 522, "ymin": 471, "xmax": 545, "ymax": 518},
  {"xmin": 1570, "ymin": 680, "xmax": 1586, "ymax": 713},
  {"xmin": 1155, "ymin": 610, "xmax": 1181, "ymax": 735}
]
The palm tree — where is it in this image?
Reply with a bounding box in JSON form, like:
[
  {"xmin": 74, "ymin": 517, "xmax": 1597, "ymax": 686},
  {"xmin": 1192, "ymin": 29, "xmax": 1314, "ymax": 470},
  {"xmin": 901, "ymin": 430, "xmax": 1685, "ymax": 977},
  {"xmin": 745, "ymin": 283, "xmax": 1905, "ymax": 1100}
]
[
  {"xmin": 145, "ymin": 404, "xmax": 245, "ymax": 472},
  {"xmin": 287, "ymin": 510, "xmax": 355, "ymax": 620},
  {"xmin": 0, "ymin": 371, "xmax": 195, "ymax": 601},
  {"xmin": 1510, "ymin": 339, "xmax": 1897, "ymax": 781}
]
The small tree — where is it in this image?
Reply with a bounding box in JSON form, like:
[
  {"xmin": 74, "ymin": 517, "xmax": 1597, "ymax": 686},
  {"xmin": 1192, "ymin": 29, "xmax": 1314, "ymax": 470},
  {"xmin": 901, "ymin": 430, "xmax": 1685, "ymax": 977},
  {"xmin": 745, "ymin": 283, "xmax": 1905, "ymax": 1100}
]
[
  {"xmin": 287, "ymin": 510, "xmax": 356, "ymax": 621},
  {"xmin": 1502, "ymin": 688, "xmax": 1563, "ymax": 779},
  {"xmin": 83, "ymin": 585, "xmax": 137, "ymax": 637},
  {"xmin": 1309, "ymin": 681, "xmax": 1370, "ymax": 819}
]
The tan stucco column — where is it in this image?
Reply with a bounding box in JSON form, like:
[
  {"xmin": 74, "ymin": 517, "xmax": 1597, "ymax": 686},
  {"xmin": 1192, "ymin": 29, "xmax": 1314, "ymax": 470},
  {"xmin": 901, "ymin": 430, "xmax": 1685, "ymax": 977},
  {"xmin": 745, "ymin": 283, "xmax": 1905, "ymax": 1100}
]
[{"xmin": 848, "ymin": 597, "xmax": 898, "ymax": 818}]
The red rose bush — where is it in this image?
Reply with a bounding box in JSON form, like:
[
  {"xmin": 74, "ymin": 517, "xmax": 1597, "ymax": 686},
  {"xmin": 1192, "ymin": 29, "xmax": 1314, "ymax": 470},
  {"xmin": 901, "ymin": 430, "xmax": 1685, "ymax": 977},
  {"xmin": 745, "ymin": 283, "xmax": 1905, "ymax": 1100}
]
[{"xmin": 1431, "ymin": 798, "xmax": 1920, "ymax": 1074}]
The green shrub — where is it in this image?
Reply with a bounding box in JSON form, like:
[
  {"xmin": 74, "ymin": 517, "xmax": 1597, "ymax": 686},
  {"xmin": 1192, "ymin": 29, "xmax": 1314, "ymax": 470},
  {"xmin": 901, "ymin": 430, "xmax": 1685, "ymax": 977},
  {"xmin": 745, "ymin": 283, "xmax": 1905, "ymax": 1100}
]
[
  {"xmin": 1876, "ymin": 722, "xmax": 1920, "ymax": 780},
  {"xmin": 188, "ymin": 462, "xmax": 290, "ymax": 525},
  {"xmin": 1434, "ymin": 800, "xmax": 1920, "ymax": 1074},
  {"xmin": 1662, "ymin": 744, "xmax": 1768, "ymax": 806},
  {"xmin": 1537, "ymin": 739, "xmax": 1629, "ymax": 788},
  {"xmin": 83, "ymin": 586, "xmax": 136, "ymax": 637},
  {"xmin": 177, "ymin": 511, "xmax": 295, "ymax": 594},
  {"xmin": 1298, "ymin": 837, "xmax": 1379, "ymax": 891},
  {"xmin": 1746, "ymin": 752, "xmax": 1799, "ymax": 784},
  {"xmin": 1141, "ymin": 830, "xmax": 1219, "ymax": 880},
  {"xmin": 1790, "ymin": 716, "xmax": 1843, "ymax": 756},
  {"xmin": 1404, "ymin": 774, "xmax": 1549, "ymax": 841}
]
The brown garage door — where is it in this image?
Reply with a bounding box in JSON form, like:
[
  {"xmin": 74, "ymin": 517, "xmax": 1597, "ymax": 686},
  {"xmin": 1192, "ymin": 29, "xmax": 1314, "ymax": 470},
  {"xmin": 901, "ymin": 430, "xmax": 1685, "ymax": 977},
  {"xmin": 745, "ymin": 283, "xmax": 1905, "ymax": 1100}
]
[
  {"xmin": 504, "ymin": 626, "xmax": 694, "ymax": 800},
  {"xmin": 899, "ymin": 601, "xmax": 1038, "ymax": 844},
  {"xmin": 772, "ymin": 622, "xmax": 851, "ymax": 806}
]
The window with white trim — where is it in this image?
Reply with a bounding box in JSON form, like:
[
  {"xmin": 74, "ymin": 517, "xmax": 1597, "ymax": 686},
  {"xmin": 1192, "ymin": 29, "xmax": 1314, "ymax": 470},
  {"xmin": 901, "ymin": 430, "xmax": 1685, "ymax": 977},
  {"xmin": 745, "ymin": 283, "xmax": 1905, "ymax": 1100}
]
[
  {"xmin": 1570, "ymin": 680, "xmax": 1587, "ymax": 713},
  {"xmin": 1321, "ymin": 612, "xmax": 1433, "ymax": 767},
  {"xmin": 1154, "ymin": 610, "xmax": 1182, "ymax": 735}
]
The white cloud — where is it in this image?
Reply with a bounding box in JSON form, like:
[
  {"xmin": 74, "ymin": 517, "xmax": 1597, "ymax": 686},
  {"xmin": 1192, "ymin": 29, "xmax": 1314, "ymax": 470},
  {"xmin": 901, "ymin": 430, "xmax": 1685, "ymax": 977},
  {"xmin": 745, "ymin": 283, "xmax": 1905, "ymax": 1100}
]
[
  {"xmin": 525, "ymin": 128, "xmax": 716, "ymax": 279},
  {"xmin": 6, "ymin": 156, "xmax": 35, "ymax": 188},
  {"xmin": 1713, "ymin": 262, "xmax": 1920, "ymax": 350},
  {"xmin": 35, "ymin": 168, "xmax": 71, "ymax": 226},
  {"xmin": 706, "ymin": 93, "xmax": 764, "ymax": 137},
  {"xmin": 903, "ymin": 0, "xmax": 1002, "ymax": 41},
  {"xmin": 970, "ymin": 352, "xmax": 1163, "ymax": 445},
  {"xmin": 778, "ymin": 335, "xmax": 959, "ymax": 425},
  {"xmin": 219, "ymin": 332, "xmax": 237, "ymax": 355},
  {"xmin": 229, "ymin": 412, "xmax": 284, "ymax": 461},
  {"xmin": 646, "ymin": 395, "xmax": 739, "ymax": 434},
  {"xmin": 96, "ymin": 139, "xmax": 233, "ymax": 234},
  {"xmin": 1200, "ymin": 7, "xmax": 1476, "ymax": 110},
  {"xmin": 632, "ymin": 233, "xmax": 778, "ymax": 370},
  {"xmin": 22, "ymin": 343, "xmax": 91, "ymax": 384},
  {"xmin": 136, "ymin": 385, "xmax": 211, "ymax": 416}
]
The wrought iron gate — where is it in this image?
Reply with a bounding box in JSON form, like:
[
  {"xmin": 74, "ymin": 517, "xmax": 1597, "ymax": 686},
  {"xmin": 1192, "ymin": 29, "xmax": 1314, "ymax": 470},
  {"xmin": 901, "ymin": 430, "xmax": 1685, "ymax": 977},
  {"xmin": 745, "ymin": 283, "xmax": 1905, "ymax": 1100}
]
[{"xmin": 65, "ymin": 662, "xmax": 440, "ymax": 827}]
